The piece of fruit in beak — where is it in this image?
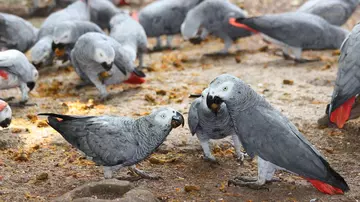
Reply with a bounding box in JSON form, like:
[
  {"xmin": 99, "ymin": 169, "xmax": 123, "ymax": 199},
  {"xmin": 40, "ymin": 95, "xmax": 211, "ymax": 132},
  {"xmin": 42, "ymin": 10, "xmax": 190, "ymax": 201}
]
[
  {"xmin": 55, "ymin": 48, "xmax": 66, "ymax": 57},
  {"xmin": 98, "ymin": 71, "xmax": 112, "ymax": 83}
]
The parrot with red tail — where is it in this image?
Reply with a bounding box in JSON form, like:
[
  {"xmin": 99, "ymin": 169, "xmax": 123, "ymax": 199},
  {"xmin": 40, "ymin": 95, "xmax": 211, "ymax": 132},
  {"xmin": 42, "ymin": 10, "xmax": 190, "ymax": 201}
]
[
  {"xmin": 327, "ymin": 23, "xmax": 360, "ymax": 128},
  {"xmin": 206, "ymin": 74, "xmax": 350, "ymax": 195}
]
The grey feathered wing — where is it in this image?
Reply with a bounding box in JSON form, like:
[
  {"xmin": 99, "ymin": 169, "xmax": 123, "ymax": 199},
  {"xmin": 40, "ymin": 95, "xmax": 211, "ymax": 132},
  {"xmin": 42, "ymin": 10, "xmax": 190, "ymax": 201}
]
[
  {"xmin": 329, "ymin": 28, "xmax": 360, "ymax": 112},
  {"xmin": 188, "ymin": 99, "xmax": 200, "ymax": 135},
  {"xmin": 234, "ymin": 104, "xmax": 349, "ymax": 192},
  {"xmin": 40, "ymin": 113, "xmax": 138, "ymax": 166}
]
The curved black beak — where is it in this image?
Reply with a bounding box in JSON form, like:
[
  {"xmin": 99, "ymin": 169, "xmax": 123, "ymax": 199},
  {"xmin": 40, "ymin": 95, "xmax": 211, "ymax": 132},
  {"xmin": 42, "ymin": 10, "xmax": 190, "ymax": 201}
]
[
  {"xmin": 27, "ymin": 82, "xmax": 36, "ymax": 91},
  {"xmin": 206, "ymin": 94, "xmax": 223, "ymax": 114},
  {"xmin": 101, "ymin": 62, "xmax": 113, "ymax": 71},
  {"xmin": 0, "ymin": 118, "xmax": 11, "ymax": 128},
  {"xmin": 32, "ymin": 62, "xmax": 42, "ymax": 69},
  {"xmin": 189, "ymin": 94, "xmax": 202, "ymax": 98},
  {"xmin": 51, "ymin": 42, "xmax": 65, "ymax": 51},
  {"xmin": 171, "ymin": 112, "xmax": 184, "ymax": 128}
]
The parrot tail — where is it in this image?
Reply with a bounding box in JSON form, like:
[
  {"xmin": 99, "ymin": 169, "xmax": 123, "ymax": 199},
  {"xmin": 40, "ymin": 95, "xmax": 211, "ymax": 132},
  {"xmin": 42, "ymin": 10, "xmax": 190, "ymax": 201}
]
[
  {"xmin": 306, "ymin": 179, "xmax": 345, "ymax": 195},
  {"xmin": 119, "ymin": 0, "xmax": 130, "ymax": 5},
  {"xmin": 124, "ymin": 72, "xmax": 145, "ymax": 84},
  {"xmin": 228, "ymin": 18, "xmax": 259, "ymax": 34},
  {"xmin": 330, "ymin": 96, "xmax": 356, "ymax": 128}
]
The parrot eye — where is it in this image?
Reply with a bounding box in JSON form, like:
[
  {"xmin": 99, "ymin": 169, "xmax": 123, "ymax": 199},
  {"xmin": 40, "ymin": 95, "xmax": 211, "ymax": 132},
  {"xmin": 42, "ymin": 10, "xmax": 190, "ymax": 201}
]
[
  {"xmin": 161, "ymin": 114, "xmax": 166, "ymax": 119},
  {"xmin": 223, "ymin": 86, "xmax": 228, "ymax": 91},
  {"xmin": 99, "ymin": 53, "xmax": 103, "ymax": 57}
]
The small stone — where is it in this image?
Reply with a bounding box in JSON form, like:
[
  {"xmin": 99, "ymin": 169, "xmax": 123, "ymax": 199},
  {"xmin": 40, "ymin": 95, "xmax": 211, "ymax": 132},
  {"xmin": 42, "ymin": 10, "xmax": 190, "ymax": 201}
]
[
  {"xmin": 36, "ymin": 173, "xmax": 48, "ymax": 181},
  {"xmin": 283, "ymin": 80, "xmax": 294, "ymax": 85},
  {"xmin": 184, "ymin": 185, "xmax": 200, "ymax": 192}
]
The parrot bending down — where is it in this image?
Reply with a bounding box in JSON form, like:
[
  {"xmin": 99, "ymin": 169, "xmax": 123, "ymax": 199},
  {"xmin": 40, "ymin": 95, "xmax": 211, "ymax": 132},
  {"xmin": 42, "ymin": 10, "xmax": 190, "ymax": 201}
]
[
  {"xmin": 0, "ymin": 50, "xmax": 38, "ymax": 105},
  {"xmin": 52, "ymin": 21, "xmax": 104, "ymax": 62},
  {"xmin": 181, "ymin": 0, "xmax": 252, "ymax": 55},
  {"xmin": 110, "ymin": 12, "xmax": 148, "ymax": 69},
  {"xmin": 188, "ymin": 88, "xmax": 246, "ymax": 162},
  {"xmin": 70, "ymin": 32, "xmax": 146, "ymax": 101}
]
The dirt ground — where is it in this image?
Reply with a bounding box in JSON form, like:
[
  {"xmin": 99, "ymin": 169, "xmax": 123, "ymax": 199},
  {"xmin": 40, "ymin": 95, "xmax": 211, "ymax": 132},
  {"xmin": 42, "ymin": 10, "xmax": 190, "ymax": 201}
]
[{"xmin": 1, "ymin": 0, "xmax": 360, "ymax": 201}]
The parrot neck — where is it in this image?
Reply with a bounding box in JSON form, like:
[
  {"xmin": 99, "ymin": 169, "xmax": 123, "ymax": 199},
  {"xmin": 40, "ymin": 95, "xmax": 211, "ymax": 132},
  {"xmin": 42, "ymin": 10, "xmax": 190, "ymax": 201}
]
[
  {"xmin": 225, "ymin": 87, "xmax": 260, "ymax": 112},
  {"xmin": 131, "ymin": 117, "xmax": 172, "ymax": 160}
]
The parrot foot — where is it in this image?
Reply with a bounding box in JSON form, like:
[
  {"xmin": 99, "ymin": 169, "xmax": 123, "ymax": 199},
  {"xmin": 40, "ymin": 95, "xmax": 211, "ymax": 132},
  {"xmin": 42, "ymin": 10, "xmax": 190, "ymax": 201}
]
[
  {"xmin": 10, "ymin": 101, "xmax": 37, "ymax": 107},
  {"xmin": 282, "ymin": 52, "xmax": 292, "ymax": 60},
  {"xmin": 235, "ymin": 153, "xmax": 245, "ymax": 164},
  {"xmin": 204, "ymin": 51, "xmax": 231, "ymax": 57},
  {"xmin": 2, "ymin": 97, "xmax": 15, "ymax": 102},
  {"xmin": 75, "ymin": 81, "xmax": 92, "ymax": 90},
  {"xmin": 294, "ymin": 58, "xmax": 320, "ymax": 63},
  {"xmin": 128, "ymin": 166, "xmax": 162, "ymax": 180},
  {"xmin": 228, "ymin": 177, "xmax": 269, "ymax": 190},
  {"xmin": 233, "ymin": 176, "xmax": 257, "ymax": 182},
  {"xmin": 98, "ymin": 94, "xmax": 112, "ymax": 103},
  {"xmin": 149, "ymin": 46, "xmax": 177, "ymax": 53},
  {"xmin": 203, "ymin": 155, "xmax": 220, "ymax": 164}
]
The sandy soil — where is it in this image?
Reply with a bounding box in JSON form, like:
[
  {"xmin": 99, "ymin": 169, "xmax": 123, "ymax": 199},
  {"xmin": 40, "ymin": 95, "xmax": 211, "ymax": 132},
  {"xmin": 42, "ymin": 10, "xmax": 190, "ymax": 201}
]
[{"xmin": 1, "ymin": 0, "xmax": 360, "ymax": 201}]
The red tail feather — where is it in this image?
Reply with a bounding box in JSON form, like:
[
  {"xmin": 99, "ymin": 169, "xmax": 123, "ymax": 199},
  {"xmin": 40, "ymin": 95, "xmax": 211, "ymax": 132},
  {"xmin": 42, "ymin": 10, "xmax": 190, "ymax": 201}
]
[
  {"xmin": 119, "ymin": 0, "xmax": 129, "ymax": 5},
  {"xmin": 330, "ymin": 97, "xmax": 356, "ymax": 128},
  {"xmin": 228, "ymin": 18, "xmax": 259, "ymax": 34},
  {"xmin": 124, "ymin": 72, "xmax": 145, "ymax": 84},
  {"xmin": 0, "ymin": 100, "xmax": 7, "ymax": 111},
  {"xmin": 0, "ymin": 70, "xmax": 8, "ymax": 80},
  {"xmin": 306, "ymin": 178, "xmax": 344, "ymax": 195}
]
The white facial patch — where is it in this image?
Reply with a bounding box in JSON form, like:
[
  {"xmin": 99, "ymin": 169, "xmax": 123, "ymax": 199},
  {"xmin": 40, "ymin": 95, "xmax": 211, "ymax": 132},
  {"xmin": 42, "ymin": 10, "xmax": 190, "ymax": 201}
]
[
  {"xmin": 210, "ymin": 81, "xmax": 235, "ymax": 99},
  {"xmin": 154, "ymin": 108, "xmax": 177, "ymax": 126}
]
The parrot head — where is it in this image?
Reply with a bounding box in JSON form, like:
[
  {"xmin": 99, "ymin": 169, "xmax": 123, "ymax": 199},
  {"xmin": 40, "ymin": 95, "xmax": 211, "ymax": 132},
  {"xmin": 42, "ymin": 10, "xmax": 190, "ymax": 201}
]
[
  {"xmin": 93, "ymin": 43, "xmax": 115, "ymax": 71},
  {"xmin": 206, "ymin": 74, "xmax": 238, "ymax": 114},
  {"xmin": 151, "ymin": 107, "xmax": 185, "ymax": 129}
]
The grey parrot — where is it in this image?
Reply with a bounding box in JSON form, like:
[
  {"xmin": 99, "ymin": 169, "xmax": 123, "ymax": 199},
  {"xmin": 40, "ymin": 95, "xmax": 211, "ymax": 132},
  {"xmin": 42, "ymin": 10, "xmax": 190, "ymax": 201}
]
[
  {"xmin": 138, "ymin": 0, "xmax": 203, "ymax": 51},
  {"xmin": 205, "ymin": 74, "xmax": 349, "ymax": 194},
  {"xmin": 88, "ymin": 0, "xmax": 121, "ymax": 30},
  {"xmin": 0, "ymin": 12, "xmax": 38, "ymax": 52},
  {"xmin": 52, "ymin": 21, "xmax": 104, "ymax": 62},
  {"xmin": 297, "ymin": 0, "xmax": 359, "ymax": 26},
  {"xmin": 229, "ymin": 12, "xmax": 349, "ymax": 63},
  {"xmin": 30, "ymin": 0, "xmax": 90, "ymax": 68},
  {"xmin": 110, "ymin": 12, "xmax": 148, "ymax": 69},
  {"xmin": 39, "ymin": 107, "xmax": 184, "ymax": 179},
  {"xmin": 188, "ymin": 88, "xmax": 246, "ymax": 162},
  {"xmin": 324, "ymin": 23, "xmax": 360, "ymax": 129},
  {"xmin": 0, "ymin": 50, "xmax": 38, "ymax": 104},
  {"xmin": 70, "ymin": 32, "xmax": 146, "ymax": 100},
  {"xmin": 181, "ymin": 0, "xmax": 252, "ymax": 55},
  {"xmin": 0, "ymin": 99, "xmax": 11, "ymax": 128},
  {"xmin": 40, "ymin": 0, "xmax": 90, "ymax": 29}
]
